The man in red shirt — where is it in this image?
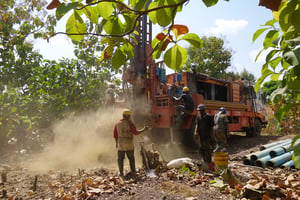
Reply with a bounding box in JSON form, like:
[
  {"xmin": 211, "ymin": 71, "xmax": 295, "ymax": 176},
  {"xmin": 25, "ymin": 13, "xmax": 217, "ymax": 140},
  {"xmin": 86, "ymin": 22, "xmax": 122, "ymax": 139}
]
[{"xmin": 114, "ymin": 109, "xmax": 148, "ymax": 177}]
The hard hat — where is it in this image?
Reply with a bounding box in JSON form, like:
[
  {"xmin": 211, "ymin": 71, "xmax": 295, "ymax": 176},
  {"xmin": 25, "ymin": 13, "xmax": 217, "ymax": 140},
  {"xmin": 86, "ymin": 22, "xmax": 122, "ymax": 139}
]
[
  {"xmin": 122, "ymin": 109, "xmax": 131, "ymax": 116},
  {"xmin": 197, "ymin": 104, "xmax": 206, "ymax": 111},
  {"xmin": 220, "ymin": 107, "xmax": 226, "ymax": 113},
  {"xmin": 183, "ymin": 86, "xmax": 189, "ymax": 92}
]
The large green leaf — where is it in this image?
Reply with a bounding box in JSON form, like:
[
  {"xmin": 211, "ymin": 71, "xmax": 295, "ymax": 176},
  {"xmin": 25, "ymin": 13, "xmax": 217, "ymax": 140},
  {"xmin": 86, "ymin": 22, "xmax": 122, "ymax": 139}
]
[
  {"xmin": 112, "ymin": 48, "xmax": 126, "ymax": 69},
  {"xmin": 179, "ymin": 33, "xmax": 202, "ymax": 48},
  {"xmin": 291, "ymin": 8, "xmax": 300, "ymax": 32},
  {"xmin": 97, "ymin": 2, "xmax": 113, "ymax": 19},
  {"xmin": 164, "ymin": 44, "xmax": 187, "ymax": 71},
  {"xmin": 103, "ymin": 16, "xmax": 124, "ymax": 35},
  {"xmin": 56, "ymin": 2, "xmax": 78, "ymax": 20},
  {"xmin": 263, "ymin": 30, "xmax": 279, "ymax": 49},
  {"xmin": 279, "ymin": 3, "xmax": 293, "ymax": 32},
  {"xmin": 66, "ymin": 11, "xmax": 86, "ymax": 41},
  {"xmin": 148, "ymin": 1, "xmax": 172, "ymax": 27},
  {"xmin": 83, "ymin": 6, "xmax": 98, "ymax": 24}
]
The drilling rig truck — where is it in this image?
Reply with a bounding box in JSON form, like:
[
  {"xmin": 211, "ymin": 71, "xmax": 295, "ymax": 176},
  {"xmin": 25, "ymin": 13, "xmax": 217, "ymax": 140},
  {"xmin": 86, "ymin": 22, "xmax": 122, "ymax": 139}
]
[{"xmin": 121, "ymin": 11, "xmax": 267, "ymax": 148}]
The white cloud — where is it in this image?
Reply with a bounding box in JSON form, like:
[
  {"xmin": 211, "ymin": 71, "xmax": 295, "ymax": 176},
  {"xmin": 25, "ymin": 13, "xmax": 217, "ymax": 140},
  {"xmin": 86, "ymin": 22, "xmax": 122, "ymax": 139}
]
[{"xmin": 207, "ymin": 19, "xmax": 248, "ymax": 36}]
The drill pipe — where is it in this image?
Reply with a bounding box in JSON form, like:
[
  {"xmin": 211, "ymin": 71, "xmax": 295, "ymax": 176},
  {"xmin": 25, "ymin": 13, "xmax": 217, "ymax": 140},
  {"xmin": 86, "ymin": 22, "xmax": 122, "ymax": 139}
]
[
  {"xmin": 266, "ymin": 151, "xmax": 293, "ymax": 168},
  {"xmin": 259, "ymin": 139, "xmax": 291, "ymax": 150},
  {"xmin": 254, "ymin": 154, "xmax": 272, "ymax": 168},
  {"xmin": 269, "ymin": 141, "xmax": 299, "ymax": 158},
  {"xmin": 249, "ymin": 140, "xmax": 292, "ymax": 162},
  {"xmin": 280, "ymin": 160, "xmax": 295, "ymax": 169}
]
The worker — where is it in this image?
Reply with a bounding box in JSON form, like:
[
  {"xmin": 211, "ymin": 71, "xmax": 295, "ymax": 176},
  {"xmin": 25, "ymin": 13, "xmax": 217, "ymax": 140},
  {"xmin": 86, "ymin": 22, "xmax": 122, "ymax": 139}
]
[
  {"xmin": 173, "ymin": 86, "xmax": 194, "ymax": 126},
  {"xmin": 194, "ymin": 104, "xmax": 215, "ymax": 171},
  {"xmin": 213, "ymin": 107, "xmax": 229, "ymax": 152},
  {"xmin": 105, "ymin": 84, "xmax": 115, "ymax": 107},
  {"xmin": 113, "ymin": 109, "xmax": 149, "ymax": 178}
]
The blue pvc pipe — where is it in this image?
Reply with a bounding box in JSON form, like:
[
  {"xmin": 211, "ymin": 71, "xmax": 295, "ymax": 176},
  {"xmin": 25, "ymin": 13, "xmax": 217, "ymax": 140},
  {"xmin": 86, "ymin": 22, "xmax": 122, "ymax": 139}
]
[
  {"xmin": 250, "ymin": 140, "xmax": 292, "ymax": 162},
  {"xmin": 259, "ymin": 139, "xmax": 292, "ymax": 150},
  {"xmin": 254, "ymin": 155, "xmax": 272, "ymax": 168},
  {"xmin": 266, "ymin": 151, "xmax": 293, "ymax": 168},
  {"xmin": 281, "ymin": 160, "xmax": 294, "ymax": 169}
]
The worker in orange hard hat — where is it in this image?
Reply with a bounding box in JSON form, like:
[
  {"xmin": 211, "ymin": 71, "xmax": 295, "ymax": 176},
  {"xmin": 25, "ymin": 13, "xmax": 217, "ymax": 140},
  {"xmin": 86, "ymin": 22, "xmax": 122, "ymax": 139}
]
[
  {"xmin": 172, "ymin": 86, "xmax": 194, "ymax": 127},
  {"xmin": 113, "ymin": 109, "xmax": 149, "ymax": 178}
]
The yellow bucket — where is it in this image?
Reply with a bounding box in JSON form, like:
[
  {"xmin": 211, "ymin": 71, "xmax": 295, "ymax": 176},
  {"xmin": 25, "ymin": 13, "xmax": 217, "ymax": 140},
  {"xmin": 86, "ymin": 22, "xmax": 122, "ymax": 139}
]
[{"xmin": 213, "ymin": 152, "xmax": 229, "ymax": 173}]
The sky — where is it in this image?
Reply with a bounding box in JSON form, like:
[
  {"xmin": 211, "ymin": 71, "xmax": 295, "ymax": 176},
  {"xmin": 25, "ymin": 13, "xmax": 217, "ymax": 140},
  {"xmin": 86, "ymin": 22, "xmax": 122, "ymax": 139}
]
[{"xmin": 35, "ymin": 0, "xmax": 273, "ymax": 79}]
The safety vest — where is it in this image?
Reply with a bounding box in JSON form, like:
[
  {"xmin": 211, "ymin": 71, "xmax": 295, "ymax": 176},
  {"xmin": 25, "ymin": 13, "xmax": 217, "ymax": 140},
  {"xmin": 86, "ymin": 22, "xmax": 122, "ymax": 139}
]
[{"xmin": 116, "ymin": 120, "xmax": 134, "ymax": 151}]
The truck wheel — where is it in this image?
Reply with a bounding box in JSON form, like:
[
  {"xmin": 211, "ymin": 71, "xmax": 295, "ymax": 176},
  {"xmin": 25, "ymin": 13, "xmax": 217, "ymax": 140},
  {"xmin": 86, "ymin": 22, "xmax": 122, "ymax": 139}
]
[
  {"xmin": 246, "ymin": 119, "xmax": 262, "ymax": 137},
  {"xmin": 254, "ymin": 119, "xmax": 262, "ymax": 136}
]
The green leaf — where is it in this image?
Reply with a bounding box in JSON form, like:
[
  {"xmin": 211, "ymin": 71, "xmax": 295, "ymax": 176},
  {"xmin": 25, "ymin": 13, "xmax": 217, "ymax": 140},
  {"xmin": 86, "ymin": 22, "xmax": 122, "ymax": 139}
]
[
  {"xmin": 131, "ymin": 0, "xmax": 147, "ymax": 11},
  {"xmin": 123, "ymin": 12, "xmax": 136, "ymax": 33},
  {"xmin": 148, "ymin": 1, "xmax": 172, "ymax": 27},
  {"xmin": 264, "ymin": 19, "xmax": 276, "ymax": 27},
  {"xmin": 66, "ymin": 12, "xmax": 86, "ymax": 41},
  {"xmin": 291, "ymin": 8, "xmax": 300, "ymax": 32},
  {"xmin": 97, "ymin": 2, "xmax": 113, "ymax": 19},
  {"xmin": 293, "ymin": 143, "xmax": 300, "ymax": 169},
  {"xmin": 284, "ymin": 47, "xmax": 300, "ymax": 66},
  {"xmin": 266, "ymin": 50, "xmax": 279, "ymax": 63},
  {"xmin": 83, "ymin": 6, "xmax": 98, "ymax": 24},
  {"xmin": 202, "ymin": 0, "xmax": 219, "ymax": 7},
  {"xmin": 263, "ymin": 30, "xmax": 279, "ymax": 49},
  {"xmin": 112, "ymin": 48, "xmax": 126, "ymax": 69},
  {"xmin": 269, "ymin": 56, "xmax": 281, "ymax": 70},
  {"xmin": 275, "ymin": 102, "xmax": 295, "ymax": 122},
  {"xmin": 179, "ymin": 33, "xmax": 202, "ymax": 48},
  {"xmin": 279, "ymin": 4, "xmax": 293, "ymax": 32},
  {"xmin": 255, "ymin": 64, "xmax": 274, "ymax": 92},
  {"xmin": 103, "ymin": 16, "xmax": 124, "ymax": 35},
  {"xmin": 270, "ymin": 74, "xmax": 280, "ymax": 81},
  {"xmin": 285, "ymin": 37, "xmax": 300, "ymax": 47},
  {"xmin": 164, "ymin": 44, "xmax": 187, "ymax": 71},
  {"xmin": 252, "ymin": 28, "xmax": 268, "ymax": 43},
  {"xmin": 56, "ymin": 2, "xmax": 78, "ymax": 20},
  {"xmin": 270, "ymin": 85, "xmax": 288, "ymax": 102}
]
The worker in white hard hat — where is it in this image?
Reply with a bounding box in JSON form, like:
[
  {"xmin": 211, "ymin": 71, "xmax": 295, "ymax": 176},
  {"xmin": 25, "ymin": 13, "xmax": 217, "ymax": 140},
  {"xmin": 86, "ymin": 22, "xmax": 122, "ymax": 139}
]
[
  {"xmin": 113, "ymin": 109, "xmax": 149, "ymax": 178},
  {"xmin": 172, "ymin": 86, "xmax": 194, "ymax": 127},
  {"xmin": 213, "ymin": 107, "xmax": 229, "ymax": 152},
  {"xmin": 105, "ymin": 84, "xmax": 116, "ymax": 107},
  {"xmin": 194, "ymin": 104, "xmax": 215, "ymax": 171}
]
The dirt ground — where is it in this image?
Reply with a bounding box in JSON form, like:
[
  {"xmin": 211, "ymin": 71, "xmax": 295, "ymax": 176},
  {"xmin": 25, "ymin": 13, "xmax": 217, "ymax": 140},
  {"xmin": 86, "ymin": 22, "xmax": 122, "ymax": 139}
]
[{"xmin": 0, "ymin": 131, "xmax": 297, "ymax": 200}]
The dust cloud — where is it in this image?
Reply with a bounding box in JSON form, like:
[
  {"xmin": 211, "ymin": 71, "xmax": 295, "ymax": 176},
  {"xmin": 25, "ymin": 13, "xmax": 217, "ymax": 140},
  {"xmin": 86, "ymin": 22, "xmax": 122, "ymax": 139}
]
[
  {"xmin": 24, "ymin": 108, "xmax": 123, "ymax": 173},
  {"xmin": 22, "ymin": 101, "xmax": 189, "ymax": 173}
]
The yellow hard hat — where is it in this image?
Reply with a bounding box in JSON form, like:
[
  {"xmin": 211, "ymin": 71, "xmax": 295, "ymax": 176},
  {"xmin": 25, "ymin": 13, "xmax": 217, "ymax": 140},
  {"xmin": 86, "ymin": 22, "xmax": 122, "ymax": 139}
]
[
  {"xmin": 122, "ymin": 109, "xmax": 131, "ymax": 116},
  {"xmin": 183, "ymin": 86, "xmax": 189, "ymax": 92}
]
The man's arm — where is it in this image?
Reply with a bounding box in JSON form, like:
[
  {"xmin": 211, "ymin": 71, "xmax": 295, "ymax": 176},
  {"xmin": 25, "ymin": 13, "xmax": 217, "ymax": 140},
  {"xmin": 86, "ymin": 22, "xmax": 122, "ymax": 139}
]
[
  {"xmin": 113, "ymin": 125, "xmax": 118, "ymax": 147},
  {"xmin": 129, "ymin": 121, "xmax": 149, "ymax": 135}
]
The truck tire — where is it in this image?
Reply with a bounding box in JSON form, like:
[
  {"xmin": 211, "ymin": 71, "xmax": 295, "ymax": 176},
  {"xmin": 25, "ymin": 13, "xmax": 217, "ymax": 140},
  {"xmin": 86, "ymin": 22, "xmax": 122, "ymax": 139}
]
[
  {"xmin": 253, "ymin": 119, "xmax": 262, "ymax": 136},
  {"xmin": 246, "ymin": 119, "xmax": 262, "ymax": 137}
]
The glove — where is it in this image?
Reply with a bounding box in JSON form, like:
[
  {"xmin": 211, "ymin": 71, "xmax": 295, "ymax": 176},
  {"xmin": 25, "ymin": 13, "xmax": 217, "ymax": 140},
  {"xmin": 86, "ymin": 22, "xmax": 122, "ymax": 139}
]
[{"xmin": 143, "ymin": 125, "xmax": 149, "ymax": 131}]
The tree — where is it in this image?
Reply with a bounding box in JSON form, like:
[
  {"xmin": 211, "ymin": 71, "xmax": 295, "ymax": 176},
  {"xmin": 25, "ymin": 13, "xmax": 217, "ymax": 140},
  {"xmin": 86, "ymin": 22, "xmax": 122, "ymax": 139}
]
[
  {"xmin": 240, "ymin": 69, "xmax": 255, "ymax": 82},
  {"xmin": 261, "ymin": 80, "xmax": 281, "ymax": 98},
  {"xmin": 255, "ymin": 0, "xmax": 300, "ymax": 168},
  {"xmin": 185, "ymin": 36, "xmax": 232, "ymax": 79}
]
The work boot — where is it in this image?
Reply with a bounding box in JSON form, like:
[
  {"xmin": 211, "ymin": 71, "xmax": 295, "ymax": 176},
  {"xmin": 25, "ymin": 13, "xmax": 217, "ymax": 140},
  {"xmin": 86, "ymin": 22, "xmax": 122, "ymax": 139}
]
[{"xmin": 118, "ymin": 159, "xmax": 124, "ymax": 177}]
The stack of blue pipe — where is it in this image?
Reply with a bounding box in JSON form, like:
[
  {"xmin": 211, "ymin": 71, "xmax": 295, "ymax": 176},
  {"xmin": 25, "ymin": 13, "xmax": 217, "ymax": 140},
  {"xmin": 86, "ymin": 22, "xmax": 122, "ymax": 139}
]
[{"xmin": 242, "ymin": 139, "xmax": 297, "ymax": 169}]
